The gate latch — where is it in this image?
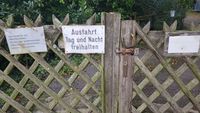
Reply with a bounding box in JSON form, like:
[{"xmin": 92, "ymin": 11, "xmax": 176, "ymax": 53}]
[
  {"xmin": 116, "ymin": 47, "xmax": 139, "ymax": 77},
  {"xmin": 116, "ymin": 48, "xmax": 135, "ymax": 55}
]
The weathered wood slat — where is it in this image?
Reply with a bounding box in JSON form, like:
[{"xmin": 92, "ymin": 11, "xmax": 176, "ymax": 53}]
[
  {"xmin": 137, "ymin": 21, "xmax": 151, "ymax": 43},
  {"xmin": 83, "ymin": 54, "xmax": 102, "ymax": 71},
  {"xmin": 137, "ymin": 59, "xmax": 170, "ymax": 90},
  {"xmin": 79, "ymin": 96, "xmax": 101, "ymax": 113},
  {"xmin": 0, "ymin": 55, "xmax": 19, "ymax": 86},
  {"xmin": 0, "ymin": 90, "xmax": 31, "ymax": 113},
  {"xmin": 134, "ymin": 21, "xmax": 200, "ymax": 112},
  {"xmin": 132, "ymin": 81, "xmax": 160, "ymax": 113},
  {"xmin": 111, "ymin": 12, "xmax": 121, "ymax": 113},
  {"xmin": 134, "ymin": 56, "xmax": 183, "ymax": 113},
  {"xmin": 34, "ymin": 14, "xmax": 43, "ymax": 26},
  {"xmin": 25, "ymin": 60, "xmax": 64, "ymax": 110},
  {"xmin": 86, "ymin": 13, "xmax": 96, "ymax": 25},
  {"xmin": 0, "ymin": 109, "xmax": 6, "ymax": 113},
  {"xmin": 183, "ymin": 102, "xmax": 193, "ymax": 112},
  {"xmin": 132, "ymin": 21, "xmax": 198, "ymax": 113},
  {"xmin": 155, "ymin": 60, "xmax": 200, "ymax": 113},
  {"xmin": 70, "ymin": 72, "xmax": 101, "ymax": 107},
  {"xmin": 184, "ymin": 57, "xmax": 200, "ymax": 81},
  {"xmin": 24, "ymin": 15, "xmax": 34, "ymax": 27},
  {"xmin": 163, "ymin": 22, "xmax": 170, "ymax": 32},
  {"xmin": 0, "ymin": 49, "xmax": 80, "ymax": 113},
  {"xmin": 47, "ymin": 43, "xmax": 99, "ymax": 94},
  {"xmin": 171, "ymin": 79, "xmax": 199, "ymax": 104},
  {"xmin": 131, "ymin": 106, "xmax": 140, "ymax": 113},
  {"xmin": 134, "ymin": 36, "xmax": 165, "ymax": 74},
  {"xmin": 133, "ymin": 21, "xmax": 177, "ymax": 113},
  {"xmin": 62, "ymin": 14, "xmax": 70, "ymax": 25},
  {"xmin": 23, "ymin": 16, "xmax": 100, "ymax": 112},
  {"xmin": 2, "ymin": 54, "xmax": 46, "ymax": 111},
  {"xmin": 0, "ymin": 71, "xmax": 53, "ymax": 113},
  {"xmin": 6, "ymin": 15, "xmax": 14, "ymax": 28},
  {"xmin": 100, "ymin": 12, "xmax": 106, "ymax": 113},
  {"xmin": 135, "ymin": 81, "xmax": 163, "ymax": 112},
  {"xmin": 159, "ymin": 103, "xmax": 171, "ymax": 112},
  {"xmin": 68, "ymin": 59, "xmax": 90, "ymax": 85},
  {"xmin": 119, "ymin": 20, "xmax": 134, "ymax": 113},
  {"xmin": 2, "ymin": 73, "xmax": 28, "ymax": 111},
  {"xmin": 52, "ymin": 15, "xmax": 62, "ymax": 28},
  {"xmin": 158, "ymin": 57, "xmax": 199, "ymax": 111},
  {"xmin": 132, "ymin": 21, "xmax": 200, "ymax": 113},
  {"xmin": 44, "ymin": 37, "xmax": 103, "ymax": 112},
  {"xmin": 2, "ymin": 15, "xmax": 69, "ymax": 111},
  {"xmin": 103, "ymin": 12, "xmax": 121, "ymax": 113},
  {"xmin": 55, "ymin": 55, "xmax": 99, "ymax": 93},
  {"xmin": 49, "ymin": 59, "xmax": 90, "ymax": 109},
  {"xmin": 101, "ymin": 11, "xmax": 114, "ymax": 113},
  {"xmin": 134, "ymin": 21, "xmax": 177, "ymax": 75},
  {"xmin": 0, "ymin": 31, "xmax": 4, "ymax": 45},
  {"xmin": 29, "ymin": 52, "xmax": 101, "ymax": 113},
  {"xmin": 3, "ymin": 46, "xmax": 62, "ymax": 111},
  {"xmin": 148, "ymin": 91, "xmax": 160, "ymax": 103}
]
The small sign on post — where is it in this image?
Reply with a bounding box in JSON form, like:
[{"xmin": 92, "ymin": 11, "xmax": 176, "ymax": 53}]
[
  {"xmin": 164, "ymin": 32, "xmax": 200, "ymax": 56},
  {"xmin": 62, "ymin": 25, "xmax": 105, "ymax": 54},
  {"xmin": 4, "ymin": 27, "xmax": 47, "ymax": 54}
]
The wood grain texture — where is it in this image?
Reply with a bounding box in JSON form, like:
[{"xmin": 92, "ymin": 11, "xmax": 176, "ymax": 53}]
[
  {"xmin": 119, "ymin": 20, "xmax": 134, "ymax": 113},
  {"xmin": 104, "ymin": 12, "xmax": 121, "ymax": 113}
]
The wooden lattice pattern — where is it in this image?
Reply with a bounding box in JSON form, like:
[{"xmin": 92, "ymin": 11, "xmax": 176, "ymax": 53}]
[
  {"xmin": 0, "ymin": 14, "xmax": 104, "ymax": 113},
  {"xmin": 131, "ymin": 21, "xmax": 200, "ymax": 113}
]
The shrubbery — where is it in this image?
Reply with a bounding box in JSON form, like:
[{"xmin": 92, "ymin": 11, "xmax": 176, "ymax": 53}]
[{"xmin": 0, "ymin": 0, "xmax": 194, "ymax": 28}]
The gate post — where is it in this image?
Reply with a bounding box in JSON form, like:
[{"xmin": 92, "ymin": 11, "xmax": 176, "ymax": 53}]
[
  {"xmin": 119, "ymin": 21, "xmax": 135, "ymax": 113},
  {"xmin": 103, "ymin": 13, "xmax": 135, "ymax": 113},
  {"xmin": 103, "ymin": 12, "xmax": 121, "ymax": 113}
]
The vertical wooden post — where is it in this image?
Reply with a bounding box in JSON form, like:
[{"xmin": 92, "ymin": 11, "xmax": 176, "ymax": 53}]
[
  {"xmin": 119, "ymin": 20, "xmax": 135, "ymax": 113},
  {"xmin": 103, "ymin": 12, "xmax": 121, "ymax": 113}
]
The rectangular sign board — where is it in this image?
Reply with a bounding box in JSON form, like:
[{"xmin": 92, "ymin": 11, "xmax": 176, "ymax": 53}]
[
  {"xmin": 164, "ymin": 32, "xmax": 200, "ymax": 56},
  {"xmin": 62, "ymin": 25, "xmax": 105, "ymax": 54},
  {"xmin": 4, "ymin": 27, "xmax": 47, "ymax": 54}
]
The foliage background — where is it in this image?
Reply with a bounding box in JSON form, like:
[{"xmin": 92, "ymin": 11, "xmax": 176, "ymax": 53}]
[{"xmin": 0, "ymin": 0, "xmax": 194, "ymax": 29}]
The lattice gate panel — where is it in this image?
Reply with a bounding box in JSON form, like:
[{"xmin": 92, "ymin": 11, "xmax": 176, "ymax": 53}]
[
  {"xmin": 0, "ymin": 14, "xmax": 104, "ymax": 113},
  {"xmin": 131, "ymin": 21, "xmax": 200, "ymax": 113}
]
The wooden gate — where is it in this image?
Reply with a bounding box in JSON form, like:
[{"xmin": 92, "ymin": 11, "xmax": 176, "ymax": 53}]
[
  {"xmin": 104, "ymin": 13, "xmax": 200, "ymax": 113},
  {"xmin": 0, "ymin": 14, "xmax": 104, "ymax": 113}
]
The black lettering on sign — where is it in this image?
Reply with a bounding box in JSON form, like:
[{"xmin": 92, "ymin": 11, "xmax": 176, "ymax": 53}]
[
  {"xmin": 65, "ymin": 37, "xmax": 74, "ymax": 44},
  {"xmin": 71, "ymin": 29, "xmax": 97, "ymax": 35},
  {"xmin": 88, "ymin": 37, "xmax": 103, "ymax": 42},
  {"xmin": 77, "ymin": 37, "xmax": 86, "ymax": 42}
]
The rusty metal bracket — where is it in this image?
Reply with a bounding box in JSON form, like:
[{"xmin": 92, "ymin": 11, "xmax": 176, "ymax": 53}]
[{"xmin": 116, "ymin": 48, "xmax": 135, "ymax": 55}]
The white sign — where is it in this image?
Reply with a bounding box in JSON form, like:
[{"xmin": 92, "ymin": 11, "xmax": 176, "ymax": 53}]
[
  {"xmin": 62, "ymin": 25, "xmax": 105, "ymax": 54},
  {"xmin": 4, "ymin": 27, "xmax": 47, "ymax": 54},
  {"xmin": 168, "ymin": 36, "xmax": 200, "ymax": 53}
]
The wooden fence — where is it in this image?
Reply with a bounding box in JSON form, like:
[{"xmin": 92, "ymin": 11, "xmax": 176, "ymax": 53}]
[
  {"xmin": 0, "ymin": 14, "xmax": 104, "ymax": 113},
  {"xmin": 0, "ymin": 12, "xmax": 200, "ymax": 113}
]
